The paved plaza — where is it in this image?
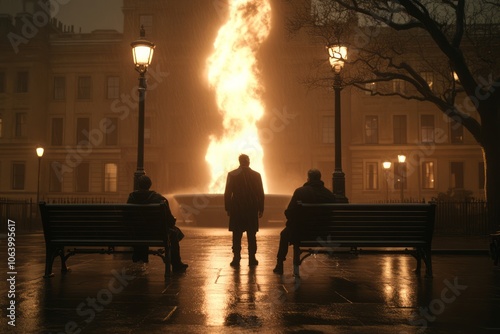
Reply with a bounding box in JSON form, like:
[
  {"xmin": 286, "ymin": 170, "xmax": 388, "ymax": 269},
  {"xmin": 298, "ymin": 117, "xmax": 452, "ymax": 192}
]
[{"xmin": 1, "ymin": 226, "xmax": 499, "ymax": 333}]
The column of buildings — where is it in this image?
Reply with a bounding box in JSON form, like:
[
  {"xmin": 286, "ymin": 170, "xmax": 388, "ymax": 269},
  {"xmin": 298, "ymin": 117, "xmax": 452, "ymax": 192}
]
[{"xmin": 0, "ymin": 0, "xmax": 484, "ymax": 204}]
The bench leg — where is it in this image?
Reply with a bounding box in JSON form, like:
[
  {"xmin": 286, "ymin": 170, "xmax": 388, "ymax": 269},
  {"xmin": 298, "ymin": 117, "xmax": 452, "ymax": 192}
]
[
  {"xmin": 422, "ymin": 246, "xmax": 433, "ymax": 278},
  {"xmin": 44, "ymin": 245, "xmax": 61, "ymax": 278},
  {"xmin": 164, "ymin": 246, "xmax": 171, "ymax": 277},
  {"xmin": 292, "ymin": 244, "xmax": 300, "ymax": 277}
]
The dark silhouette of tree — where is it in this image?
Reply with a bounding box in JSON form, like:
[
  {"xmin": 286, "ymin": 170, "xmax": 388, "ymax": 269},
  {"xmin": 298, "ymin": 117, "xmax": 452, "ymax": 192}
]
[{"xmin": 286, "ymin": 0, "xmax": 500, "ymax": 232}]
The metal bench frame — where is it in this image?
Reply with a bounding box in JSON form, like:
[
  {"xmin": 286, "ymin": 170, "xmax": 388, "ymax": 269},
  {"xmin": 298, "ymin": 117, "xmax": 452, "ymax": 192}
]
[
  {"xmin": 292, "ymin": 203, "xmax": 436, "ymax": 278},
  {"xmin": 39, "ymin": 202, "xmax": 172, "ymax": 278}
]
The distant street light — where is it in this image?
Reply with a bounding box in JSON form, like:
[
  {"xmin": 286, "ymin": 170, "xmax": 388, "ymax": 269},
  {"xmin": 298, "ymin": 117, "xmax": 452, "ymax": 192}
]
[
  {"xmin": 131, "ymin": 26, "xmax": 155, "ymax": 190},
  {"xmin": 36, "ymin": 147, "xmax": 44, "ymax": 205},
  {"xmin": 398, "ymin": 154, "xmax": 406, "ymax": 202},
  {"xmin": 382, "ymin": 161, "xmax": 391, "ymax": 202},
  {"xmin": 328, "ymin": 45, "xmax": 348, "ymax": 203}
]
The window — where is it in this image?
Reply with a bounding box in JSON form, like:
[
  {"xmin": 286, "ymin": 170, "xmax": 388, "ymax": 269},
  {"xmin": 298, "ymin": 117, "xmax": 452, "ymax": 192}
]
[
  {"xmin": 392, "ymin": 79, "xmax": 405, "ymax": 94},
  {"xmin": 12, "ymin": 162, "xmax": 25, "ymax": 190},
  {"xmin": 16, "ymin": 71, "xmax": 29, "ymax": 93},
  {"xmin": 365, "ymin": 115, "xmax": 378, "ymax": 144},
  {"xmin": 422, "ymin": 72, "xmax": 434, "ymax": 91},
  {"xmin": 421, "ymin": 161, "xmax": 435, "ymax": 189},
  {"xmin": 75, "ymin": 163, "xmax": 90, "ymax": 192},
  {"xmin": 450, "ymin": 162, "xmax": 464, "ymax": 189},
  {"xmin": 0, "ymin": 71, "xmax": 5, "ymax": 92},
  {"xmin": 77, "ymin": 76, "xmax": 91, "ymax": 99},
  {"xmin": 51, "ymin": 118, "xmax": 63, "ymax": 146},
  {"xmin": 105, "ymin": 117, "xmax": 118, "ymax": 145},
  {"xmin": 15, "ymin": 113, "xmax": 27, "ymax": 137},
  {"xmin": 365, "ymin": 162, "xmax": 378, "ymax": 190},
  {"xmin": 104, "ymin": 163, "xmax": 118, "ymax": 192},
  {"xmin": 393, "ymin": 115, "xmax": 407, "ymax": 144},
  {"xmin": 322, "ymin": 116, "xmax": 334, "ymax": 144},
  {"xmin": 421, "ymin": 115, "xmax": 435, "ymax": 143},
  {"xmin": 107, "ymin": 76, "xmax": 120, "ymax": 99},
  {"xmin": 53, "ymin": 76, "xmax": 66, "ymax": 100},
  {"xmin": 49, "ymin": 162, "xmax": 63, "ymax": 192},
  {"xmin": 364, "ymin": 82, "xmax": 376, "ymax": 94},
  {"xmin": 394, "ymin": 162, "xmax": 407, "ymax": 190},
  {"xmin": 76, "ymin": 118, "xmax": 90, "ymax": 144},
  {"xmin": 478, "ymin": 162, "xmax": 485, "ymax": 190},
  {"xmin": 450, "ymin": 120, "xmax": 464, "ymax": 144}
]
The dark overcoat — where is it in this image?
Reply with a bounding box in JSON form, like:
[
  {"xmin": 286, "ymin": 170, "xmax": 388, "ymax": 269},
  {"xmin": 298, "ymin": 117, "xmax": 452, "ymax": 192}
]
[
  {"xmin": 284, "ymin": 180, "xmax": 336, "ymax": 242},
  {"xmin": 224, "ymin": 166, "xmax": 265, "ymax": 233}
]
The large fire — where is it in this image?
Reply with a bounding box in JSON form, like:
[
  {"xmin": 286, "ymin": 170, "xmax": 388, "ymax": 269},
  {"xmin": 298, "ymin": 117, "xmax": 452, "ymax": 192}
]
[{"xmin": 205, "ymin": 0, "xmax": 272, "ymax": 193}]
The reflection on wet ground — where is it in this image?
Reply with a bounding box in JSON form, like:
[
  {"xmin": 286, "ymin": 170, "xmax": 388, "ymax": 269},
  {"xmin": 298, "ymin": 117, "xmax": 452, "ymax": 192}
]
[{"xmin": 1, "ymin": 226, "xmax": 499, "ymax": 333}]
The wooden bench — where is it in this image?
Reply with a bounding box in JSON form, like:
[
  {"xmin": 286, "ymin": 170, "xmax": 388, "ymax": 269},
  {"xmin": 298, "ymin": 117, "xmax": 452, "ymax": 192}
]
[
  {"xmin": 39, "ymin": 202, "xmax": 172, "ymax": 278},
  {"xmin": 292, "ymin": 203, "xmax": 436, "ymax": 278}
]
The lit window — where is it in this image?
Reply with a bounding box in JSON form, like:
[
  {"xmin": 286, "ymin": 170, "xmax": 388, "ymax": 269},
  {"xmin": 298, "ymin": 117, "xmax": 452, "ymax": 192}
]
[
  {"xmin": 104, "ymin": 163, "xmax": 118, "ymax": 192},
  {"xmin": 421, "ymin": 115, "xmax": 435, "ymax": 143},
  {"xmin": 421, "ymin": 161, "xmax": 435, "ymax": 189},
  {"xmin": 365, "ymin": 162, "xmax": 379, "ymax": 190}
]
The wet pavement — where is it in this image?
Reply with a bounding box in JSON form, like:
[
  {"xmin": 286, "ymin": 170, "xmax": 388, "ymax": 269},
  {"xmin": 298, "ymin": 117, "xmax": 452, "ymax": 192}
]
[{"xmin": 1, "ymin": 226, "xmax": 499, "ymax": 334}]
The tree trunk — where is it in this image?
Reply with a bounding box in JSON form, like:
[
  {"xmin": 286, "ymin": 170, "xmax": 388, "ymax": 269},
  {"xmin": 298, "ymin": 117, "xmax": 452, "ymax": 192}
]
[{"xmin": 482, "ymin": 97, "xmax": 500, "ymax": 233}]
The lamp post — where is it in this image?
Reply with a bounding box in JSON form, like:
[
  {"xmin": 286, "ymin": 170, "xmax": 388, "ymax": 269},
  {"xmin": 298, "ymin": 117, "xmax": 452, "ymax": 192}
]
[
  {"xmin": 36, "ymin": 147, "xmax": 44, "ymax": 205},
  {"xmin": 398, "ymin": 154, "xmax": 406, "ymax": 202},
  {"xmin": 328, "ymin": 45, "xmax": 348, "ymax": 203},
  {"xmin": 131, "ymin": 26, "xmax": 155, "ymax": 190},
  {"xmin": 382, "ymin": 161, "xmax": 391, "ymax": 202}
]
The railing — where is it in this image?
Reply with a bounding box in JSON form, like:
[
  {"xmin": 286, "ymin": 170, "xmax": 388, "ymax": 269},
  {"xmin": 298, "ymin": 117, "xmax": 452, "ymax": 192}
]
[
  {"xmin": 0, "ymin": 197, "xmax": 34, "ymax": 234},
  {"xmin": 1, "ymin": 196, "xmax": 490, "ymax": 236},
  {"xmin": 433, "ymin": 199, "xmax": 489, "ymax": 236}
]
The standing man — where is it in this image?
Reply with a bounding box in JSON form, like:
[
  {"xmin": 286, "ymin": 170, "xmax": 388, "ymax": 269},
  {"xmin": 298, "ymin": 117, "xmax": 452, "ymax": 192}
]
[
  {"xmin": 224, "ymin": 154, "xmax": 265, "ymax": 267},
  {"xmin": 273, "ymin": 169, "xmax": 335, "ymax": 275}
]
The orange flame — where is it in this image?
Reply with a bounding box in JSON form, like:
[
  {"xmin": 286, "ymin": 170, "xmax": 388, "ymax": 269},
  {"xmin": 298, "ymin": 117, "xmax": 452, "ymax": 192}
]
[{"xmin": 205, "ymin": 0, "xmax": 271, "ymax": 194}]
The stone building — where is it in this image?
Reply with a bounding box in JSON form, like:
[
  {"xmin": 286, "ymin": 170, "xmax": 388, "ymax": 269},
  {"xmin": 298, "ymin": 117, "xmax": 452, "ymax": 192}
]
[{"xmin": 0, "ymin": 0, "xmax": 484, "ymax": 204}]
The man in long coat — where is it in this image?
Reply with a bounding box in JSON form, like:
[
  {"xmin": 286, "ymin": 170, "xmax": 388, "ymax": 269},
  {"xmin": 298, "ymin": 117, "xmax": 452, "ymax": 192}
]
[
  {"xmin": 273, "ymin": 169, "xmax": 335, "ymax": 274},
  {"xmin": 224, "ymin": 154, "xmax": 265, "ymax": 267}
]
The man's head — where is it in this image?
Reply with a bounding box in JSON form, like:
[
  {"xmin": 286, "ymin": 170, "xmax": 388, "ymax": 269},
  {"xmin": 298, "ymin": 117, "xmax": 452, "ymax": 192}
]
[
  {"xmin": 307, "ymin": 169, "xmax": 321, "ymax": 182},
  {"xmin": 137, "ymin": 175, "xmax": 152, "ymax": 190},
  {"xmin": 239, "ymin": 154, "xmax": 250, "ymax": 167}
]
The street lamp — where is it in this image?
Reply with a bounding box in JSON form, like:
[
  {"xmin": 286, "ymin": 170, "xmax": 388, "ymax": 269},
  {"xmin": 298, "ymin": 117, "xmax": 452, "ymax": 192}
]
[
  {"xmin": 36, "ymin": 147, "xmax": 44, "ymax": 205},
  {"xmin": 398, "ymin": 154, "xmax": 406, "ymax": 202},
  {"xmin": 131, "ymin": 26, "xmax": 155, "ymax": 190},
  {"xmin": 382, "ymin": 161, "xmax": 391, "ymax": 202},
  {"xmin": 328, "ymin": 45, "xmax": 348, "ymax": 203}
]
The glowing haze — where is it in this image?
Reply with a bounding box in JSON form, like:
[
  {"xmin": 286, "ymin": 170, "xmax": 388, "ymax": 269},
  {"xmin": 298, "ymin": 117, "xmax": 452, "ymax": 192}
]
[{"xmin": 205, "ymin": 0, "xmax": 271, "ymax": 193}]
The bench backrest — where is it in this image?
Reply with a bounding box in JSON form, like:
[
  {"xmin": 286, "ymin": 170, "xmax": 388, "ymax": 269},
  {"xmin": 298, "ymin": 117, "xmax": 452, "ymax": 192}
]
[
  {"xmin": 39, "ymin": 202, "xmax": 170, "ymax": 246},
  {"xmin": 297, "ymin": 203, "xmax": 436, "ymax": 247}
]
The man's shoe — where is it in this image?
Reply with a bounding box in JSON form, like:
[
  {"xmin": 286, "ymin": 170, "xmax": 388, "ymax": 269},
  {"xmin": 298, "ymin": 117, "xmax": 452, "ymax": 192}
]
[
  {"xmin": 230, "ymin": 258, "xmax": 240, "ymax": 267},
  {"xmin": 249, "ymin": 257, "xmax": 259, "ymax": 266},
  {"xmin": 273, "ymin": 261, "xmax": 284, "ymax": 275},
  {"xmin": 172, "ymin": 263, "xmax": 188, "ymax": 273}
]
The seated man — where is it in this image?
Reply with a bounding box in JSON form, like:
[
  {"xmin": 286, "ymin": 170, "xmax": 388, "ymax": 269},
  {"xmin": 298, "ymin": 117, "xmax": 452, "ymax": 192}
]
[
  {"xmin": 127, "ymin": 175, "xmax": 188, "ymax": 272},
  {"xmin": 273, "ymin": 169, "xmax": 335, "ymax": 274}
]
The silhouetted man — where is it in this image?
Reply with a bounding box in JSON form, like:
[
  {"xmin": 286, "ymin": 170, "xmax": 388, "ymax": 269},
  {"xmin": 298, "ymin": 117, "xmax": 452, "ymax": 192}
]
[
  {"xmin": 224, "ymin": 154, "xmax": 265, "ymax": 267},
  {"xmin": 273, "ymin": 169, "xmax": 335, "ymax": 274},
  {"xmin": 127, "ymin": 175, "xmax": 188, "ymax": 272}
]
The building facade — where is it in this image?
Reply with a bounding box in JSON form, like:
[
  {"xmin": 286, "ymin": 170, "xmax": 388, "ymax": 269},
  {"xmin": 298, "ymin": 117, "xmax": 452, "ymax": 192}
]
[{"xmin": 0, "ymin": 0, "xmax": 485, "ymax": 204}]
